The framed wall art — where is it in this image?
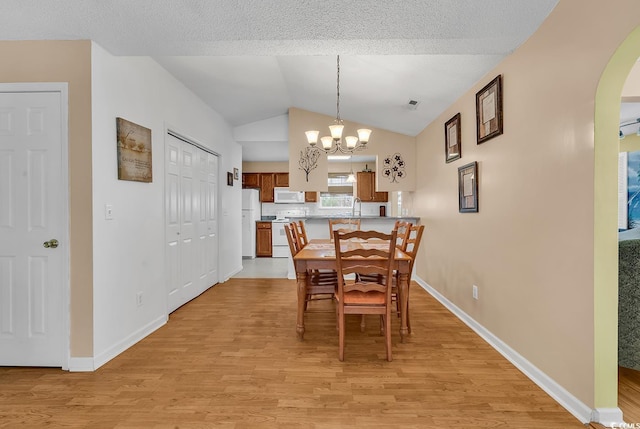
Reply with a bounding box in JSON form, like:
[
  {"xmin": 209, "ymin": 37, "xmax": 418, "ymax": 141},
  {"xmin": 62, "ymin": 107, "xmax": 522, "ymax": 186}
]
[
  {"xmin": 458, "ymin": 161, "xmax": 478, "ymax": 213},
  {"xmin": 445, "ymin": 113, "xmax": 461, "ymax": 163},
  {"xmin": 476, "ymin": 75, "xmax": 503, "ymax": 144},
  {"xmin": 227, "ymin": 172, "xmax": 234, "ymax": 186},
  {"xmin": 116, "ymin": 117, "xmax": 152, "ymax": 182}
]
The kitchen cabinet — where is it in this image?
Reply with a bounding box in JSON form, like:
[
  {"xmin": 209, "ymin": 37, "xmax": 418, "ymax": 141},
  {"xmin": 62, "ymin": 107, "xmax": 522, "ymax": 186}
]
[
  {"xmin": 256, "ymin": 221, "xmax": 272, "ymax": 257},
  {"xmin": 260, "ymin": 174, "xmax": 275, "ymax": 202},
  {"xmin": 305, "ymin": 191, "xmax": 317, "ymax": 202},
  {"xmin": 274, "ymin": 172, "xmax": 289, "ymax": 187},
  {"xmin": 356, "ymin": 172, "xmax": 388, "ymax": 202},
  {"xmin": 242, "ymin": 173, "xmax": 259, "ymax": 188}
]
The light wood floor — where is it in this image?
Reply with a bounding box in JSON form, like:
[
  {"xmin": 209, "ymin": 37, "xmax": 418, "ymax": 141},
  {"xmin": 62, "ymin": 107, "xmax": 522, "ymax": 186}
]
[{"xmin": 0, "ymin": 279, "xmax": 605, "ymax": 428}]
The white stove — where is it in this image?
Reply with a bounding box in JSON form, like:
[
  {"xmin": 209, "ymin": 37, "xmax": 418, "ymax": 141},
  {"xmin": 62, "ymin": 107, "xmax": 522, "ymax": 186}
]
[{"xmin": 271, "ymin": 217, "xmax": 291, "ymax": 258}]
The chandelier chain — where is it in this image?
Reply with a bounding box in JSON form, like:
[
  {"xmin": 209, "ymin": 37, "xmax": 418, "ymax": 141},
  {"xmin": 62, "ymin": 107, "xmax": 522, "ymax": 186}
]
[{"xmin": 336, "ymin": 55, "xmax": 340, "ymax": 122}]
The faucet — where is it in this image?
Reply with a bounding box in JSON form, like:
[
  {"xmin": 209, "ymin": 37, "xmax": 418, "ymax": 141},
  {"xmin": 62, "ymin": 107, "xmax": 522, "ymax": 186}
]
[{"xmin": 352, "ymin": 197, "xmax": 362, "ymax": 218}]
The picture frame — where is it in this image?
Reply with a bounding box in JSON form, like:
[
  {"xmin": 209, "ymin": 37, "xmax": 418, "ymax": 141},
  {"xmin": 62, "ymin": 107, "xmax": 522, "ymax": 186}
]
[
  {"xmin": 227, "ymin": 172, "xmax": 234, "ymax": 186},
  {"xmin": 233, "ymin": 167, "xmax": 239, "ymax": 180},
  {"xmin": 458, "ymin": 161, "xmax": 478, "ymax": 213},
  {"xmin": 476, "ymin": 75, "xmax": 503, "ymax": 144},
  {"xmin": 116, "ymin": 117, "xmax": 152, "ymax": 182},
  {"xmin": 445, "ymin": 113, "xmax": 461, "ymax": 163}
]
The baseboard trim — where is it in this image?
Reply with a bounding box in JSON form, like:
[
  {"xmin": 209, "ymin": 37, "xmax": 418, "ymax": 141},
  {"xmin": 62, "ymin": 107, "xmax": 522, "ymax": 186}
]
[
  {"xmin": 67, "ymin": 357, "xmax": 95, "ymax": 372},
  {"xmin": 72, "ymin": 314, "xmax": 167, "ymax": 372},
  {"xmin": 414, "ymin": 277, "xmax": 594, "ymax": 425},
  {"xmin": 225, "ymin": 266, "xmax": 244, "ymax": 281},
  {"xmin": 592, "ymin": 408, "xmax": 624, "ymax": 427}
]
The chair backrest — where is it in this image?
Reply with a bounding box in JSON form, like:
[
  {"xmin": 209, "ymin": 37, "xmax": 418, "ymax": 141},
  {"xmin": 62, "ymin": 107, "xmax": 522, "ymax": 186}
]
[
  {"xmin": 394, "ymin": 220, "xmax": 412, "ymax": 250},
  {"xmin": 328, "ymin": 218, "xmax": 361, "ymax": 239},
  {"xmin": 284, "ymin": 222, "xmax": 302, "ymax": 257},
  {"xmin": 333, "ymin": 229, "xmax": 397, "ymax": 295},
  {"xmin": 403, "ymin": 224, "xmax": 425, "ymax": 272},
  {"xmin": 292, "ymin": 220, "xmax": 308, "ymax": 247}
]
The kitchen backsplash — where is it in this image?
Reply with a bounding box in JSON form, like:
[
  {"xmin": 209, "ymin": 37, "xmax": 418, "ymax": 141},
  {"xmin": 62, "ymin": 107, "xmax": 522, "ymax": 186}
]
[{"xmin": 261, "ymin": 202, "xmax": 388, "ymax": 217}]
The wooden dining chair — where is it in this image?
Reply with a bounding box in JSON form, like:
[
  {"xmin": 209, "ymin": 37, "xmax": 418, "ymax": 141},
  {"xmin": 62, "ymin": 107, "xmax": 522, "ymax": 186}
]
[
  {"xmin": 285, "ymin": 223, "xmax": 337, "ymax": 310},
  {"xmin": 333, "ymin": 229, "xmax": 397, "ymax": 362},
  {"xmin": 292, "ymin": 220, "xmax": 309, "ymax": 247},
  {"xmin": 328, "ymin": 218, "xmax": 361, "ymax": 239},
  {"xmin": 392, "ymin": 224, "xmax": 424, "ymax": 333}
]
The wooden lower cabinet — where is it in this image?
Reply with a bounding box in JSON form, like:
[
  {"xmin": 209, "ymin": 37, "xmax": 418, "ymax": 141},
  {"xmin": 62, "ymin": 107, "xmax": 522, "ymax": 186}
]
[{"xmin": 256, "ymin": 221, "xmax": 272, "ymax": 257}]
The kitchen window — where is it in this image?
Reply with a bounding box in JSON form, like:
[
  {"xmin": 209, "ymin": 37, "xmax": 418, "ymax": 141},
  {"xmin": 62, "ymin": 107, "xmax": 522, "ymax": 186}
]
[{"xmin": 319, "ymin": 173, "xmax": 354, "ymax": 209}]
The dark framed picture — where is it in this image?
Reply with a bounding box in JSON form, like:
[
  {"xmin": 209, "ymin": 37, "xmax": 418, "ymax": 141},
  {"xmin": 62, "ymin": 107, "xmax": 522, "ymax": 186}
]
[
  {"xmin": 458, "ymin": 161, "xmax": 478, "ymax": 213},
  {"xmin": 233, "ymin": 167, "xmax": 239, "ymax": 180},
  {"xmin": 476, "ymin": 75, "xmax": 503, "ymax": 144},
  {"xmin": 227, "ymin": 172, "xmax": 233, "ymax": 186},
  {"xmin": 445, "ymin": 113, "xmax": 461, "ymax": 163}
]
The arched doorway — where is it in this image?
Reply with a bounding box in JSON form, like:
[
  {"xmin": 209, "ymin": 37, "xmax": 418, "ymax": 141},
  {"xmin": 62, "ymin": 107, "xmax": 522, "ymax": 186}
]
[{"xmin": 594, "ymin": 25, "xmax": 640, "ymax": 423}]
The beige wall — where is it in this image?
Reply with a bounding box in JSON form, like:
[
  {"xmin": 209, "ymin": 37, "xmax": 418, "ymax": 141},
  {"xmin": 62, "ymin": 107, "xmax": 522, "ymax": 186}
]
[
  {"xmin": 242, "ymin": 161, "xmax": 289, "ymax": 173},
  {"xmin": 288, "ymin": 107, "xmax": 415, "ymax": 192},
  {"xmin": 622, "ymin": 61, "xmax": 640, "ymax": 100},
  {"xmin": 414, "ymin": 0, "xmax": 640, "ymax": 409},
  {"xmin": 0, "ymin": 41, "xmax": 93, "ymax": 357}
]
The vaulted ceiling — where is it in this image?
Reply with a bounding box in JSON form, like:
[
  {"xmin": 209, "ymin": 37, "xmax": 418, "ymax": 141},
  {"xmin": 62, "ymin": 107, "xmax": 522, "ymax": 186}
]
[{"xmin": 0, "ymin": 0, "xmax": 561, "ymax": 161}]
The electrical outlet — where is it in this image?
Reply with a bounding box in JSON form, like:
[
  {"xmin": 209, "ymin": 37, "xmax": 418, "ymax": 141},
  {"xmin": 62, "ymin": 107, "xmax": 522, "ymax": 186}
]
[
  {"xmin": 136, "ymin": 292, "xmax": 143, "ymax": 307},
  {"xmin": 472, "ymin": 285, "xmax": 479, "ymax": 300}
]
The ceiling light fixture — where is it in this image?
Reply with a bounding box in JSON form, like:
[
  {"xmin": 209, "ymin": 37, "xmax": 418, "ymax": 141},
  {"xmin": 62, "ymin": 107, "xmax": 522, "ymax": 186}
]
[
  {"xmin": 305, "ymin": 55, "xmax": 371, "ymax": 155},
  {"xmin": 619, "ymin": 118, "xmax": 640, "ymax": 139}
]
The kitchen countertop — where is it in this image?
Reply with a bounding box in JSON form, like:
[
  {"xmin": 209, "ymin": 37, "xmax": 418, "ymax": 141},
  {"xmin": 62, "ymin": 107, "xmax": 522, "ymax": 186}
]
[{"xmin": 259, "ymin": 215, "xmax": 420, "ymax": 221}]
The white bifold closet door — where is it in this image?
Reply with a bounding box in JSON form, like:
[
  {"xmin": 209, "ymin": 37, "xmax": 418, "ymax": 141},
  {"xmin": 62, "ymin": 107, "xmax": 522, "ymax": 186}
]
[{"xmin": 165, "ymin": 133, "xmax": 219, "ymax": 313}]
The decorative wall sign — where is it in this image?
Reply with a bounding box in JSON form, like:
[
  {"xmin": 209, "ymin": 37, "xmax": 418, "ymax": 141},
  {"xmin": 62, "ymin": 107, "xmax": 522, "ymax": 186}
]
[
  {"xmin": 445, "ymin": 113, "xmax": 461, "ymax": 163},
  {"xmin": 476, "ymin": 75, "xmax": 503, "ymax": 144},
  {"xmin": 299, "ymin": 147, "xmax": 320, "ymax": 182},
  {"xmin": 233, "ymin": 167, "xmax": 239, "ymax": 180},
  {"xmin": 382, "ymin": 153, "xmax": 406, "ymax": 183},
  {"xmin": 458, "ymin": 161, "xmax": 478, "ymax": 213},
  {"xmin": 116, "ymin": 117, "xmax": 152, "ymax": 182}
]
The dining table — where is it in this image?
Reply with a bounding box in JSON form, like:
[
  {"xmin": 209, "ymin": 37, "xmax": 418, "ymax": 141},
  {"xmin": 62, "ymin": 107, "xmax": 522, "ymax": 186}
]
[{"xmin": 292, "ymin": 238, "xmax": 413, "ymax": 343}]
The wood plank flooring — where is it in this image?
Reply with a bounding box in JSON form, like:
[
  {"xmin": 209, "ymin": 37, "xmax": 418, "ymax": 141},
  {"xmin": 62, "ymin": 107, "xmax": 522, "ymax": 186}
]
[
  {"xmin": 0, "ymin": 279, "xmax": 596, "ymax": 428},
  {"xmin": 620, "ymin": 366, "xmax": 640, "ymax": 424}
]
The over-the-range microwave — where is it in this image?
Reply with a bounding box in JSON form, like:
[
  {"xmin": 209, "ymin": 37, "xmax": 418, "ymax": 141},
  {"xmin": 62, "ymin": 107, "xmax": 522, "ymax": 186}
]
[{"xmin": 274, "ymin": 187, "xmax": 305, "ymax": 204}]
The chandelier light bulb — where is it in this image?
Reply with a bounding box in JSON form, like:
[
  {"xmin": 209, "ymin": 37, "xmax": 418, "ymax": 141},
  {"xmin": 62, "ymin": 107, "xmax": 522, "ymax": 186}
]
[
  {"xmin": 329, "ymin": 123, "xmax": 344, "ymax": 140},
  {"xmin": 357, "ymin": 128, "xmax": 372, "ymax": 143},
  {"xmin": 320, "ymin": 136, "xmax": 334, "ymax": 150},
  {"xmin": 305, "ymin": 130, "xmax": 319, "ymax": 145},
  {"xmin": 345, "ymin": 135, "xmax": 358, "ymax": 149}
]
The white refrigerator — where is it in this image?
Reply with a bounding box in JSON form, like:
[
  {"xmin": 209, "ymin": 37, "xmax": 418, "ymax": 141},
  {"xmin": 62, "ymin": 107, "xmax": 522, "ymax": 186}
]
[{"xmin": 242, "ymin": 189, "xmax": 261, "ymax": 258}]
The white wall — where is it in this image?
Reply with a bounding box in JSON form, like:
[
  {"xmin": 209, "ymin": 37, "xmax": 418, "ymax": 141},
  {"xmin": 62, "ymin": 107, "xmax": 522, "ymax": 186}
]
[{"xmin": 91, "ymin": 42, "xmax": 242, "ymax": 366}]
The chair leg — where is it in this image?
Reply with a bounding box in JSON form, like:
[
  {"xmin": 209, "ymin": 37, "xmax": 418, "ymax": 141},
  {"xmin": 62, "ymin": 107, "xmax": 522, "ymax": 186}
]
[
  {"xmin": 338, "ymin": 307, "xmax": 345, "ymax": 362},
  {"xmin": 384, "ymin": 313, "xmax": 392, "ymax": 362}
]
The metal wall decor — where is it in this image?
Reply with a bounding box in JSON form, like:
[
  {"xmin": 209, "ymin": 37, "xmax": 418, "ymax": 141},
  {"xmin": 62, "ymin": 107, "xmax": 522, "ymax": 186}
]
[
  {"xmin": 382, "ymin": 153, "xmax": 406, "ymax": 183},
  {"xmin": 299, "ymin": 146, "xmax": 321, "ymax": 182}
]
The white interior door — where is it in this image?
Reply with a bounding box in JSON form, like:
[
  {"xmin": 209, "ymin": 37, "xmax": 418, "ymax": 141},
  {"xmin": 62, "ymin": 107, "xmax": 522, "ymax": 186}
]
[
  {"xmin": 165, "ymin": 133, "xmax": 219, "ymax": 313},
  {"xmin": 206, "ymin": 153, "xmax": 219, "ymax": 286},
  {"xmin": 0, "ymin": 89, "xmax": 65, "ymax": 366}
]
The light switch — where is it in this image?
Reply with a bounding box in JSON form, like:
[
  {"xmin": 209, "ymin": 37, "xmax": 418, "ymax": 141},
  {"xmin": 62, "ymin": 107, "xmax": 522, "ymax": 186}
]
[{"xmin": 105, "ymin": 204, "xmax": 114, "ymax": 220}]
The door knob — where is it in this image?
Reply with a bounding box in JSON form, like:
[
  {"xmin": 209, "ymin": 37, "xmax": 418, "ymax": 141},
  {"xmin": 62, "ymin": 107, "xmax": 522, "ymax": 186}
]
[{"xmin": 43, "ymin": 239, "xmax": 59, "ymax": 249}]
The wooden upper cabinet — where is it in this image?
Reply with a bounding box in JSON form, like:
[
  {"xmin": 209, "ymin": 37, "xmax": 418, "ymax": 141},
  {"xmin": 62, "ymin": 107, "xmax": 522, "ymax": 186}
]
[
  {"xmin": 242, "ymin": 173, "xmax": 260, "ymax": 189},
  {"xmin": 274, "ymin": 173, "xmax": 289, "ymax": 187},
  {"xmin": 356, "ymin": 172, "xmax": 388, "ymax": 202},
  {"xmin": 260, "ymin": 173, "xmax": 275, "ymax": 202}
]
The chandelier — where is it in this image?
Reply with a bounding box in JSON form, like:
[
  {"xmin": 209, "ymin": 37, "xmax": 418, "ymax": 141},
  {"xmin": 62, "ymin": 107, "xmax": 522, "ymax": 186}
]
[{"xmin": 304, "ymin": 55, "xmax": 372, "ymax": 154}]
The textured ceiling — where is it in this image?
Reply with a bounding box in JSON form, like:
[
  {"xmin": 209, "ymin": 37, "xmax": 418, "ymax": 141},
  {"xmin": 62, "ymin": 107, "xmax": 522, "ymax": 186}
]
[{"xmin": 0, "ymin": 0, "xmax": 560, "ymax": 161}]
